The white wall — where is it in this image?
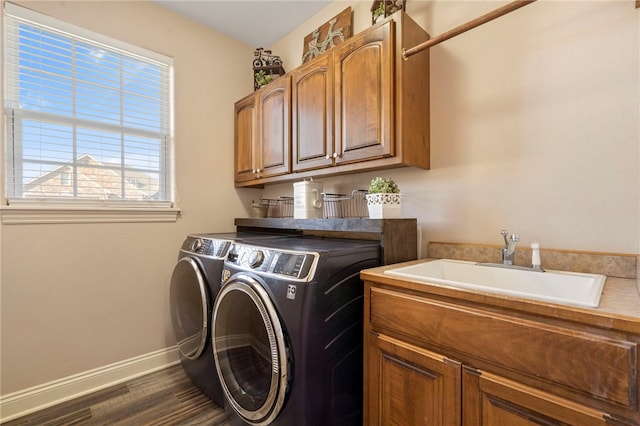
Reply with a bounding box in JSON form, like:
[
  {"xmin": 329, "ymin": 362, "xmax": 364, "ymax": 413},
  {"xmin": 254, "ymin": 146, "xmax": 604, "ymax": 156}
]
[
  {"xmin": 264, "ymin": 0, "xmax": 640, "ymax": 255},
  {"xmin": 0, "ymin": 0, "xmax": 261, "ymax": 395}
]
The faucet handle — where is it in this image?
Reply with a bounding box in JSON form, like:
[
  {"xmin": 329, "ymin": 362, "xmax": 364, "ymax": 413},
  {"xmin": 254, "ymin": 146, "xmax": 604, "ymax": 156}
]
[
  {"xmin": 501, "ymin": 229, "xmax": 520, "ymax": 244},
  {"xmin": 501, "ymin": 229, "xmax": 509, "ymax": 245}
]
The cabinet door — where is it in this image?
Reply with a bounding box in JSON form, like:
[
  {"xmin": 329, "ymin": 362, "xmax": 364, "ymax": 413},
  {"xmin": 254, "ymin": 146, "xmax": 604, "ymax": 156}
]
[
  {"xmin": 367, "ymin": 332, "xmax": 461, "ymax": 426},
  {"xmin": 234, "ymin": 93, "xmax": 257, "ymax": 183},
  {"xmin": 257, "ymin": 76, "xmax": 290, "ymax": 178},
  {"xmin": 462, "ymin": 367, "xmax": 609, "ymax": 426},
  {"xmin": 292, "ymin": 54, "xmax": 334, "ymax": 172},
  {"xmin": 334, "ymin": 20, "xmax": 394, "ymax": 165}
]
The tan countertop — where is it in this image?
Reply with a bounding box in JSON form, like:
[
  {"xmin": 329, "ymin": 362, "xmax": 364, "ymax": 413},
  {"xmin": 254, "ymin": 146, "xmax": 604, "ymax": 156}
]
[{"xmin": 361, "ymin": 258, "xmax": 640, "ymax": 335}]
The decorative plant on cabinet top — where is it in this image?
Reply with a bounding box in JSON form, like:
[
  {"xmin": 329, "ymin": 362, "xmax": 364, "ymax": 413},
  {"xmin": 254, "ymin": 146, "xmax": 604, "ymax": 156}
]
[
  {"xmin": 366, "ymin": 177, "xmax": 402, "ymax": 219},
  {"xmin": 371, "ymin": 0, "xmax": 406, "ymax": 24}
]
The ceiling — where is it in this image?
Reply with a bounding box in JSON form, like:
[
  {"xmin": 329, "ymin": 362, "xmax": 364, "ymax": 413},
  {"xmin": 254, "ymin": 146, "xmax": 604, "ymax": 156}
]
[{"xmin": 152, "ymin": 1, "xmax": 332, "ymax": 47}]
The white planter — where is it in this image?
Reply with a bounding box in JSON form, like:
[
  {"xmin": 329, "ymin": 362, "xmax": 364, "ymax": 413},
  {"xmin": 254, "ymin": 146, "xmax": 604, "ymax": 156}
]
[{"xmin": 366, "ymin": 193, "xmax": 402, "ymax": 219}]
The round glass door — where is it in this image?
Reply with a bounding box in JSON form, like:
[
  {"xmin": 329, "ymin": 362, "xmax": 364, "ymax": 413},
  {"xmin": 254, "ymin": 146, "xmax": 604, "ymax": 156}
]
[
  {"xmin": 169, "ymin": 257, "xmax": 209, "ymax": 359},
  {"xmin": 212, "ymin": 275, "xmax": 289, "ymax": 425}
]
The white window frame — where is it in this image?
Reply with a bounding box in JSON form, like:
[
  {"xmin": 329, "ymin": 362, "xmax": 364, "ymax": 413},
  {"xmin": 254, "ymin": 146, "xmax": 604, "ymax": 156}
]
[{"xmin": 1, "ymin": 3, "xmax": 179, "ymax": 224}]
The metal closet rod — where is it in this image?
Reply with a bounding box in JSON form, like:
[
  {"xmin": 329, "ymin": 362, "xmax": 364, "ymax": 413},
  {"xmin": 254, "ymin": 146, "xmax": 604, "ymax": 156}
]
[{"xmin": 402, "ymin": 0, "xmax": 537, "ymax": 60}]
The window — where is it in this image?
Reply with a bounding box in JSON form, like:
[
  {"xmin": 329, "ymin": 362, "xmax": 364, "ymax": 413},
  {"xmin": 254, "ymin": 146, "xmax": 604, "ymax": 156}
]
[{"xmin": 3, "ymin": 4, "xmax": 174, "ymax": 212}]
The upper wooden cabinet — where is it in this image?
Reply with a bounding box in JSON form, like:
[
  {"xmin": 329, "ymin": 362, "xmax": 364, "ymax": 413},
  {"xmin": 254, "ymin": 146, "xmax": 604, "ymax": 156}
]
[
  {"xmin": 236, "ymin": 11, "xmax": 430, "ymax": 187},
  {"xmin": 334, "ymin": 19, "xmax": 393, "ymax": 166},
  {"xmin": 234, "ymin": 93, "xmax": 257, "ymax": 183},
  {"xmin": 234, "ymin": 76, "xmax": 290, "ymax": 183},
  {"xmin": 291, "ymin": 53, "xmax": 334, "ymax": 172},
  {"xmin": 292, "ymin": 21, "xmax": 393, "ymax": 173}
]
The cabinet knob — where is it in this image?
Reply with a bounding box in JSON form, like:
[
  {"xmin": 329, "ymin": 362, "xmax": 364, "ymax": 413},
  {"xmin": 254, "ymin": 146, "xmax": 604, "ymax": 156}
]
[
  {"xmin": 325, "ymin": 154, "xmax": 330, "ymax": 160},
  {"xmin": 333, "ymin": 152, "xmax": 338, "ymax": 158}
]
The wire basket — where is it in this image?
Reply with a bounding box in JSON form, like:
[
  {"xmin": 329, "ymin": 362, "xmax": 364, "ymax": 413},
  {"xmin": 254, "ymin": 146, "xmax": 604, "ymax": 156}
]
[
  {"xmin": 251, "ymin": 199, "xmax": 269, "ymax": 218},
  {"xmin": 321, "ymin": 190, "xmax": 368, "ymax": 218},
  {"xmin": 341, "ymin": 189, "xmax": 368, "ymax": 218},
  {"xmin": 322, "ymin": 193, "xmax": 345, "ymax": 218},
  {"xmin": 262, "ymin": 199, "xmax": 279, "ymax": 218},
  {"xmin": 277, "ymin": 196, "xmax": 293, "ymax": 218}
]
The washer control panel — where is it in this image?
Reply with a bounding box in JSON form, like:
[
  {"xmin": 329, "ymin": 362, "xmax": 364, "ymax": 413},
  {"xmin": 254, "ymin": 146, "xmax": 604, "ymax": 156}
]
[
  {"xmin": 226, "ymin": 243, "xmax": 318, "ymax": 282},
  {"xmin": 181, "ymin": 236, "xmax": 232, "ymax": 259}
]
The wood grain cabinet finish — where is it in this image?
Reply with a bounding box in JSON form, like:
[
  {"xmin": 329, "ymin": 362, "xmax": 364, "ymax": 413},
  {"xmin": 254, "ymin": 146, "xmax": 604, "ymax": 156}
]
[
  {"xmin": 463, "ymin": 368, "xmax": 611, "ymax": 425},
  {"xmin": 333, "ymin": 20, "xmax": 393, "ymax": 166},
  {"xmin": 234, "ymin": 93, "xmax": 256, "ymax": 183},
  {"xmin": 291, "ymin": 53, "xmax": 334, "ymax": 172},
  {"xmin": 367, "ymin": 332, "xmax": 461, "ymax": 425},
  {"xmin": 363, "ymin": 282, "xmax": 640, "ymax": 425},
  {"xmin": 234, "ymin": 76, "xmax": 291, "ymax": 183},
  {"xmin": 292, "ymin": 22, "xmax": 392, "ymax": 173},
  {"xmin": 258, "ymin": 77, "xmax": 291, "ymax": 179},
  {"xmin": 235, "ymin": 11, "xmax": 430, "ymax": 187}
]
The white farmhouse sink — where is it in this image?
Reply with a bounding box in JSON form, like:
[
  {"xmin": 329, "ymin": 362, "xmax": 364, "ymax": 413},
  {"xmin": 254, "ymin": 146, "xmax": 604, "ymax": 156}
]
[{"xmin": 384, "ymin": 259, "xmax": 606, "ymax": 308}]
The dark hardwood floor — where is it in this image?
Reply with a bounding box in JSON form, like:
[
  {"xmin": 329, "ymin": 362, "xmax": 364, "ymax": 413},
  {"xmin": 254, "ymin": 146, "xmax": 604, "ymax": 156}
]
[{"xmin": 2, "ymin": 364, "xmax": 229, "ymax": 426}]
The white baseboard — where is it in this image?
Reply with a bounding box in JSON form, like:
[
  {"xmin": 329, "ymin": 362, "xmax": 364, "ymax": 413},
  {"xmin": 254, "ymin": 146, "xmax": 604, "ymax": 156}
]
[{"xmin": 0, "ymin": 346, "xmax": 181, "ymax": 423}]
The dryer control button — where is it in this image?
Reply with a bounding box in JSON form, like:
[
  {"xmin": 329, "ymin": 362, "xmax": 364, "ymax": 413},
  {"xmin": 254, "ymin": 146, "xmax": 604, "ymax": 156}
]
[
  {"xmin": 248, "ymin": 250, "xmax": 265, "ymax": 268},
  {"xmin": 190, "ymin": 238, "xmax": 203, "ymax": 252}
]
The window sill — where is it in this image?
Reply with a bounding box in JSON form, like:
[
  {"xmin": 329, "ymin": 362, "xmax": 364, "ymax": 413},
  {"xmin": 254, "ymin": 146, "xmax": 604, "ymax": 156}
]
[{"xmin": 1, "ymin": 205, "xmax": 181, "ymax": 225}]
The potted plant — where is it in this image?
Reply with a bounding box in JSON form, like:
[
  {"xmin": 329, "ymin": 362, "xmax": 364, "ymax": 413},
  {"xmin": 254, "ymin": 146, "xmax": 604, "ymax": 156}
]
[
  {"xmin": 373, "ymin": 2, "xmax": 386, "ymax": 22},
  {"xmin": 372, "ymin": 1, "xmax": 403, "ymax": 23},
  {"xmin": 366, "ymin": 177, "xmax": 402, "ymax": 218},
  {"xmin": 254, "ymin": 69, "xmax": 275, "ymax": 88}
]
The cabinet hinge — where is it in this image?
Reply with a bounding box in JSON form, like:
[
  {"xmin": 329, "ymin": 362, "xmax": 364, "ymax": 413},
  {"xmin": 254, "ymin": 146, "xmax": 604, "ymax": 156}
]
[{"xmin": 603, "ymin": 412, "xmax": 639, "ymax": 425}]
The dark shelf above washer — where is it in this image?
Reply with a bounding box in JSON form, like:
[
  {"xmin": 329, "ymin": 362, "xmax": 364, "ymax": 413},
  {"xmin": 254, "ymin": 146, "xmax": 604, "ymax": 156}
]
[{"xmin": 235, "ymin": 218, "xmax": 417, "ymax": 265}]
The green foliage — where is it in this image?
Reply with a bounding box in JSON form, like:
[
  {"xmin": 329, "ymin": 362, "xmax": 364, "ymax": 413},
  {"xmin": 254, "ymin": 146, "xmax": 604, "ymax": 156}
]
[
  {"xmin": 368, "ymin": 177, "xmax": 400, "ymax": 194},
  {"xmin": 373, "ymin": 1, "xmax": 401, "ymax": 19},
  {"xmin": 373, "ymin": 2, "xmax": 385, "ymax": 18},
  {"xmin": 255, "ymin": 69, "xmax": 275, "ymax": 88}
]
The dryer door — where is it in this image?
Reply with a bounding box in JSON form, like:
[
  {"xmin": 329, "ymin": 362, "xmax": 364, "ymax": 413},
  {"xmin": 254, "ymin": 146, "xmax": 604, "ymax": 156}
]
[
  {"xmin": 212, "ymin": 274, "xmax": 290, "ymax": 426},
  {"xmin": 170, "ymin": 257, "xmax": 209, "ymax": 359}
]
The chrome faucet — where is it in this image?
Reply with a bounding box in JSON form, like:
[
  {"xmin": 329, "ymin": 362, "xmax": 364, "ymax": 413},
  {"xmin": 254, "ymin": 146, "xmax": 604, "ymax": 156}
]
[
  {"xmin": 501, "ymin": 229, "xmax": 520, "ymax": 265},
  {"xmin": 478, "ymin": 230, "xmax": 544, "ymax": 272}
]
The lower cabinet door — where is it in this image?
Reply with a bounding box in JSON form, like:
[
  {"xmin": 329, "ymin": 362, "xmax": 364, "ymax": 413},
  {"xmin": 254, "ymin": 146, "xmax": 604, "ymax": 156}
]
[
  {"xmin": 367, "ymin": 332, "xmax": 461, "ymax": 426},
  {"xmin": 462, "ymin": 367, "xmax": 609, "ymax": 426}
]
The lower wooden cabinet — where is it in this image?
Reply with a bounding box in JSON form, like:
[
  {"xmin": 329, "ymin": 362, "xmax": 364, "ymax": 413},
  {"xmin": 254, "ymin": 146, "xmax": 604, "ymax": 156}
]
[
  {"xmin": 367, "ymin": 333, "xmax": 461, "ymax": 425},
  {"xmin": 362, "ymin": 277, "xmax": 640, "ymax": 425},
  {"xmin": 463, "ymin": 368, "xmax": 610, "ymax": 425},
  {"xmin": 367, "ymin": 332, "xmax": 625, "ymax": 425}
]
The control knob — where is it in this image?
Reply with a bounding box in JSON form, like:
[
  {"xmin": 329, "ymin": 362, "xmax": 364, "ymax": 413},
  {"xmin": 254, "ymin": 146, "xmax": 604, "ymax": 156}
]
[
  {"xmin": 227, "ymin": 248, "xmax": 239, "ymax": 263},
  {"xmin": 248, "ymin": 250, "xmax": 265, "ymax": 268},
  {"xmin": 190, "ymin": 238, "xmax": 203, "ymax": 252}
]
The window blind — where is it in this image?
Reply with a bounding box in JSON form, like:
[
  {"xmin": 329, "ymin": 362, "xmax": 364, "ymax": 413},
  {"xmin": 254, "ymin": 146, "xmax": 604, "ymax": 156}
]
[{"xmin": 4, "ymin": 4, "xmax": 174, "ymax": 206}]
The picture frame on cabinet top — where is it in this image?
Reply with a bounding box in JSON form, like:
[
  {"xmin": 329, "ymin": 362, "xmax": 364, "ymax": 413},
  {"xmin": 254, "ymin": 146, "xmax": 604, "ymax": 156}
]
[{"xmin": 302, "ymin": 7, "xmax": 352, "ymax": 63}]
